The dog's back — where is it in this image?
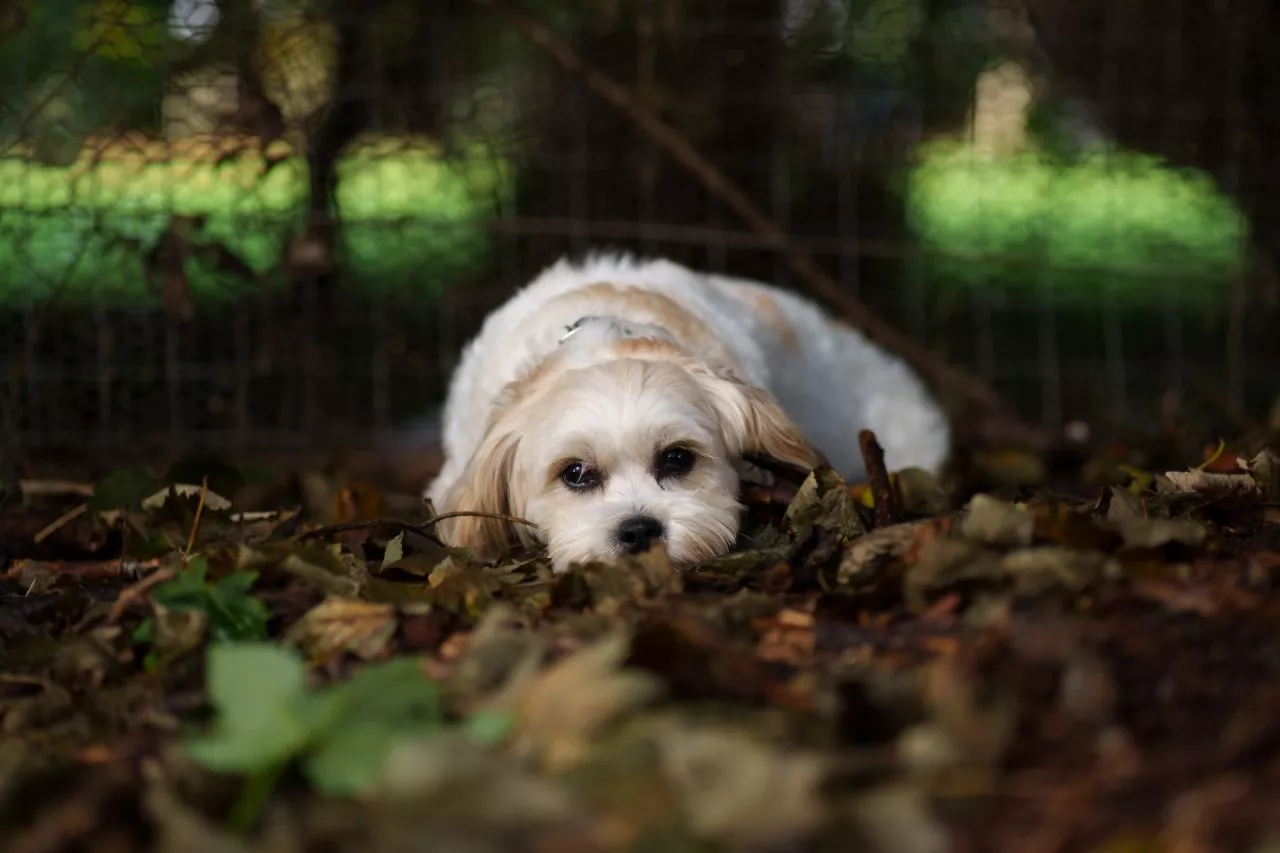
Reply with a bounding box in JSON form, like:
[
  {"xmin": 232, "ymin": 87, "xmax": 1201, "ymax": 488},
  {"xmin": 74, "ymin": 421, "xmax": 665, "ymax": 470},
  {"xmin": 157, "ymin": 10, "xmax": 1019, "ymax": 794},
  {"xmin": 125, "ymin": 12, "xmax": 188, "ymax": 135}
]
[{"xmin": 428, "ymin": 254, "xmax": 948, "ymax": 502}]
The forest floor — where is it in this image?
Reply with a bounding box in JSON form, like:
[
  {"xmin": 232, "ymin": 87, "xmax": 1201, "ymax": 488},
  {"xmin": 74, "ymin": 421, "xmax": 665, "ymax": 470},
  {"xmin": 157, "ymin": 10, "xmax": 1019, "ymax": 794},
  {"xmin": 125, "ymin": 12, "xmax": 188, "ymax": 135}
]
[{"xmin": 3, "ymin": 427, "xmax": 1280, "ymax": 853}]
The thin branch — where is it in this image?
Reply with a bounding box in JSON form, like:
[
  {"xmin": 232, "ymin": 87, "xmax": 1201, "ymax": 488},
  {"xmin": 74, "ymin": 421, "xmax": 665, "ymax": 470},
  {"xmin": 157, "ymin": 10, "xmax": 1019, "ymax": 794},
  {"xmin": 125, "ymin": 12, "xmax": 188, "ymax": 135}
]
[
  {"xmin": 33, "ymin": 504, "xmax": 88, "ymax": 545},
  {"xmin": 106, "ymin": 566, "xmax": 177, "ymax": 625},
  {"xmin": 182, "ymin": 476, "xmax": 210, "ymax": 562},
  {"xmin": 19, "ymin": 480, "xmax": 95, "ymax": 498},
  {"xmin": 478, "ymin": 0, "xmax": 1049, "ymax": 449},
  {"xmin": 297, "ymin": 511, "xmax": 538, "ymax": 542},
  {"xmin": 742, "ymin": 452, "xmax": 813, "ymax": 484}
]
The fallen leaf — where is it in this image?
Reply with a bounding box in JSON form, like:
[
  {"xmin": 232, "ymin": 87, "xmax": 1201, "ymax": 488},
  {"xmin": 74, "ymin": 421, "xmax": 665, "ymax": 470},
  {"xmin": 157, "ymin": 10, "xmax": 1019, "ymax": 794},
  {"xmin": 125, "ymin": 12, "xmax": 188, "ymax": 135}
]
[
  {"xmin": 654, "ymin": 720, "xmax": 826, "ymax": 846},
  {"xmin": 894, "ymin": 467, "xmax": 951, "ymax": 517},
  {"xmin": 973, "ymin": 449, "xmax": 1047, "ymax": 487},
  {"xmin": 240, "ymin": 541, "xmax": 366, "ymax": 597},
  {"xmin": 960, "ymin": 495, "xmax": 1034, "ymax": 547},
  {"xmin": 373, "ymin": 732, "xmax": 576, "ymax": 823},
  {"xmin": 902, "ymin": 537, "xmax": 998, "ymax": 611},
  {"xmin": 785, "ymin": 467, "xmax": 866, "ymax": 541},
  {"xmin": 141, "ymin": 484, "xmax": 232, "ymax": 512},
  {"xmin": 381, "ymin": 532, "xmax": 405, "ymax": 569},
  {"xmin": 480, "ymin": 631, "xmax": 662, "ymax": 772},
  {"xmin": 283, "ymin": 597, "xmax": 398, "ymax": 661},
  {"xmin": 837, "ymin": 517, "xmax": 946, "ymax": 586},
  {"xmin": 185, "ymin": 643, "xmax": 314, "ymax": 774},
  {"xmin": 90, "ymin": 469, "xmax": 161, "ymax": 513},
  {"xmin": 1243, "ymin": 448, "xmax": 1280, "ymax": 500},
  {"xmin": 1158, "ymin": 470, "xmax": 1257, "ymax": 496},
  {"xmin": 998, "ymin": 547, "xmax": 1113, "ymax": 596},
  {"xmin": 1104, "ymin": 487, "xmax": 1148, "ymax": 524},
  {"xmin": 1110, "ymin": 517, "xmax": 1207, "ymax": 550},
  {"xmin": 840, "ymin": 783, "xmax": 948, "ymax": 853},
  {"xmin": 693, "ymin": 546, "xmax": 790, "ymax": 578}
]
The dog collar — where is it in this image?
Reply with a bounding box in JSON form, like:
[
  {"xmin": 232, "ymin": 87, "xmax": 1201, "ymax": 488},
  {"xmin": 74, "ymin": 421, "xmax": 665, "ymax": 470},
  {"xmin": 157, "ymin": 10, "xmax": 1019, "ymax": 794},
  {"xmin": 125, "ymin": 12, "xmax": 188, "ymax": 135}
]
[{"xmin": 559, "ymin": 315, "xmax": 602, "ymax": 345}]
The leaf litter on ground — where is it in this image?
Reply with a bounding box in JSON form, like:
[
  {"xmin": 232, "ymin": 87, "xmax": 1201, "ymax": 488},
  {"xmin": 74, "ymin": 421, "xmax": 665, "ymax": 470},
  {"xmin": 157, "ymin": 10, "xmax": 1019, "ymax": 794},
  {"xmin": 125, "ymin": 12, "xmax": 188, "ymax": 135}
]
[{"xmin": 3, "ymin": 433, "xmax": 1280, "ymax": 851}]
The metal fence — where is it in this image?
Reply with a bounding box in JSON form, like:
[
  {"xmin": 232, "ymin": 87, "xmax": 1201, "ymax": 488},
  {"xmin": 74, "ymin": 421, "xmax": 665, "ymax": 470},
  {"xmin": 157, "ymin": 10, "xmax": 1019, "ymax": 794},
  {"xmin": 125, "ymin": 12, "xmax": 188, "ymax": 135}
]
[{"xmin": 1, "ymin": 0, "xmax": 1276, "ymax": 471}]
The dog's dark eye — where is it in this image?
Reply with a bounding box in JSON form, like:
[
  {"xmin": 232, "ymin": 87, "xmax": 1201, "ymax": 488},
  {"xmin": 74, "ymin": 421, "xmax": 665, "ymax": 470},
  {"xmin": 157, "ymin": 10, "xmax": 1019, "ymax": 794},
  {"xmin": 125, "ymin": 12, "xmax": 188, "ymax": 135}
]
[
  {"xmin": 657, "ymin": 447, "xmax": 696, "ymax": 478},
  {"xmin": 560, "ymin": 461, "xmax": 600, "ymax": 490}
]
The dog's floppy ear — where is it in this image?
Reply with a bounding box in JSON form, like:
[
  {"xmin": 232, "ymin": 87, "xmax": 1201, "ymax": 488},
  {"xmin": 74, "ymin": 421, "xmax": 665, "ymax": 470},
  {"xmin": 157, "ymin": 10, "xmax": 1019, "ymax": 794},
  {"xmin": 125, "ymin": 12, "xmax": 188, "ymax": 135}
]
[
  {"xmin": 735, "ymin": 383, "xmax": 822, "ymax": 471},
  {"xmin": 433, "ymin": 424, "xmax": 523, "ymax": 560},
  {"xmin": 696, "ymin": 366, "xmax": 820, "ymax": 472}
]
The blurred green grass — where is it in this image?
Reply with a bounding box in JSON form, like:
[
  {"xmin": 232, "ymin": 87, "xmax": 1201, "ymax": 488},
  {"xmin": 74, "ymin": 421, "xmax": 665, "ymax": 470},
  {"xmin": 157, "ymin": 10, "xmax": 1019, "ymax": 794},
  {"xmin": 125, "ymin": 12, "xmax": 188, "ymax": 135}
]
[
  {"xmin": 0, "ymin": 134, "xmax": 1249, "ymax": 313},
  {"xmin": 0, "ymin": 137, "xmax": 510, "ymax": 306},
  {"xmin": 905, "ymin": 141, "xmax": 1248, "ymax": 309}
]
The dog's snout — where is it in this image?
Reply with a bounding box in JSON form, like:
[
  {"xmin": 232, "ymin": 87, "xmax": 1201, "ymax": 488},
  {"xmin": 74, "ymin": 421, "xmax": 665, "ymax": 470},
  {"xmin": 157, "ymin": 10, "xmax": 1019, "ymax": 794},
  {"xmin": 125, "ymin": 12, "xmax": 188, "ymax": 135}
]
[{"xmin": 615, "ymin": 515, "xmax": 665, "ymax": 555}]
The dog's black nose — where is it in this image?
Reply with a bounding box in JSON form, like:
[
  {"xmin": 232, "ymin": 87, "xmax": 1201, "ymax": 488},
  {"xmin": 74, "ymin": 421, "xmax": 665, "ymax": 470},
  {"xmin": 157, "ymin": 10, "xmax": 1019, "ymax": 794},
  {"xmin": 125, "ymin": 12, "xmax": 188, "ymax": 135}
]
[{"xmin": 615, "ymin": 516, "xmax": 665, "ymax": 555}]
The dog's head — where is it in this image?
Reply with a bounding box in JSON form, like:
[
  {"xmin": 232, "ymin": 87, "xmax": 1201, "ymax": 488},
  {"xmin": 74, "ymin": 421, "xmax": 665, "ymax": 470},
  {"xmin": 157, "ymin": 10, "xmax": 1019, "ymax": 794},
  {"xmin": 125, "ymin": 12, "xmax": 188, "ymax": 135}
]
[{"xmin": 433, "ymin": 339, "xmax": 818, "ymax": 572}]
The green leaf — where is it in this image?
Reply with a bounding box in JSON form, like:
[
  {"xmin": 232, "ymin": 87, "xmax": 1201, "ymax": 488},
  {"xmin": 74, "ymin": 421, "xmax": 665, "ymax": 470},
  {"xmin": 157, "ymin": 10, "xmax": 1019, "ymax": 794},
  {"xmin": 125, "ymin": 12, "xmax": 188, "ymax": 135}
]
[
  {"xmin": 304, "ymin": 721, "xmax": 404, "ymax": 796},
  {"xmin": 164, "ymin": 452, "xmax": 246, "ymax": 501},
  {"xmin": 463, "ymin": 710, "xmax": 512, "ymax": 746},
  {"xmin": 91, "ymin": 468, "xmax": 160, "ymax": 512},
  {"xmin": 381, "ymin": 532, "xmax": 405, "ymax": 569},
  {"xmin": 303, "ymin": 658, "xmax": 444, "ymax": 794},
  {"xmin": 186, "ymin": 644, "xmax": 314, "ymax": 774},
  {"xmin": 188, "ymin": 647, "xmax": 451, "ymax": 798},
  {"xmin": 331, "ymin": 658, "xmax": 443, "ymax": 726},
  {"xmin": 206, "ymin": 573, "xmax": 271, "ymax": 643},
  {"xmin": 151, "ymin": 558, "xmax": 211, "ymax": 609},
  {"xmin": 149, "ymin": 558, "xmax": 270, "ymax": 643}
]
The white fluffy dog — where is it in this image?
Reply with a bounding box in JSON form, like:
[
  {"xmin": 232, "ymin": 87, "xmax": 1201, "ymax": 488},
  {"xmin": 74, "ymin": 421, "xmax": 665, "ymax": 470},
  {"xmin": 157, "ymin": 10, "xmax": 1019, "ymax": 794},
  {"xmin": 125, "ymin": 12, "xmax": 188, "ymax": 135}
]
[{"xmin": 426, "ymin": 254, "xmax": 949, "ymax": 571}]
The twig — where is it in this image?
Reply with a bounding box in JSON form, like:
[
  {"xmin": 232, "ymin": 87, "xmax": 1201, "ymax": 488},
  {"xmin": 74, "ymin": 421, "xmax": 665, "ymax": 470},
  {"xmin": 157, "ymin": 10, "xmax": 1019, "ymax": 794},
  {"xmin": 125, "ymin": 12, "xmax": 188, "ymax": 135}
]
[
  {"xmin": 742, "ymin": 452, "xmax": 814, "ymax": 484},
  {"xmin": 858, "ymin": 430, "xmax": 901, "ymax": 528},
  {"xmin": 1, "ymin": 557, "xmax": 163, "ymax": 584},
  {"xmin": 479, "ymin": 0, "xmax": 1048, "ymax": 450},
  {"xmin": 182, "ymin": 476, "xmax": 209, "ymax": 563},
  {"xmin": 105, "ymin": 566, "xmax": 177, "ymax": 625},
  {"xmin": 297, "ymin": 510, "xmax": 538, "ymax": 542},
  {"xmin": 19, "ymin": 479, "xmax": 95, "ymax": 498},
  {"xmin": 33, "ymin": 504, "xmax": 88, "ymax": 544}
]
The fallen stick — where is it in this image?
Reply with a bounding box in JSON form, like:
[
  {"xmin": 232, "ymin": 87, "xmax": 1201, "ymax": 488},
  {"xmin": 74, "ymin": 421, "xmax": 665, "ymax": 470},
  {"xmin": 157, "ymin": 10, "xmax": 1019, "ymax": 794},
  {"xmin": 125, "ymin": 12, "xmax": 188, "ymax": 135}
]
[
  {"xmin": 858, "ymin": 430, "xmax": 901, "ymax": 528},
  {"xmin": 297, "ymin": 510, "xmax": 538, "ymax": 543},
  {"xmin": 1, "ymin": 558, "xmax": 162, "ymax": 584}
]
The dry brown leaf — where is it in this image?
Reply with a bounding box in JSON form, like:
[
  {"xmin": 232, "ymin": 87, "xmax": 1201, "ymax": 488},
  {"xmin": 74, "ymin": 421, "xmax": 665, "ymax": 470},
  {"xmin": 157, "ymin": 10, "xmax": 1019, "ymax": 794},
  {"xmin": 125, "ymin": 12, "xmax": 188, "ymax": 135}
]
[
  {"xmin": 973, "ymin": 448, "xmax": 1048, "ymax": 487},
  {"xmin": 785, "ymin": 467, "xmax": 865, "ymax": 540},
  {"xmin": 960, "ymin": 495, "xmax": 1034, "ymax": 547},
  {"xmin": 1110, "ymin": 517, "xmax": 1207, "ymax": 550},
  {"xmin": 1104, "ymin": 487, "xmax": 1148, "ymax": 524},
  {"xmin": 142, "ymin": 484, "xmax": 233, "ymax": 511},
  {"xmin": 1243, "ymin": 448, "xmax": 1280, "ymax": 500},
  {"xmin": 1158, "ymin": 470, "xmax": 1257, "ymax": 496},
  {"xmin": 998, "ymin": 547, "xmax": 1114, "ymax": 596},
  {"xmin": 902, "ymin": 537, "xmax": 1000, "ymax": 611},
  {"xmin": 447, "ymin": 605, "xmax": 547, "ymax": 709},
  {"xmin": 654, "ymin": 720, "xmax": 826, "ymax": 846},
  {"xmin": 480, "ymin": 630, "xmax": 662, "ymax": 772},
  {"xmin": 838, "ymin": 517, "xmax": 948, "ymax": 585},
  {"xmin": 282, "ymin": 597, "xmax": 397, "ymax": 661},
  {"xmin": 894, "ymin": 467, "xmax": 951, "ymax": 517},
  {"xmin": 840, "ymin": 783, "xmax": 948, "ymax": 853},
  {"xmin": 373, "ymin": 733, "xmax": 577, "ymax": 824}
]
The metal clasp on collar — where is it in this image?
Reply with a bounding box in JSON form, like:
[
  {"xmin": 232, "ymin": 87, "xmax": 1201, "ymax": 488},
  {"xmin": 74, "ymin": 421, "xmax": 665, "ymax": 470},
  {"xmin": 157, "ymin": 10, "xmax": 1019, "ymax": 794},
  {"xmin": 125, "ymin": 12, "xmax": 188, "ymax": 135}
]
[{"xmin": 559, "ymin": 315, "xmax": 601, "ymax": 345}]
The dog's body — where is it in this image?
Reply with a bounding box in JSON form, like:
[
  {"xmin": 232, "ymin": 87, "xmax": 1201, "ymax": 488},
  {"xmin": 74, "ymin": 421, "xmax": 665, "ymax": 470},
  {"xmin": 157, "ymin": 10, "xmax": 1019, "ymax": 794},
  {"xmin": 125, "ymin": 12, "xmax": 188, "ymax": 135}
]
[{"xmin": 427, "ymin": 254, "xmax": 948, "ymax": 570}]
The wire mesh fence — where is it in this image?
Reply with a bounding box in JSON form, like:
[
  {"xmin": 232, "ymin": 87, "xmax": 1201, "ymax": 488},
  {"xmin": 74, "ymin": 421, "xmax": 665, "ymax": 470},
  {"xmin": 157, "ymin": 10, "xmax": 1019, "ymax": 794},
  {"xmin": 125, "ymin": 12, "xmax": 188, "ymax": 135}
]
[{"xmin": 0, "ymin": 0, "xmax": 1276, "ymax": 471}]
